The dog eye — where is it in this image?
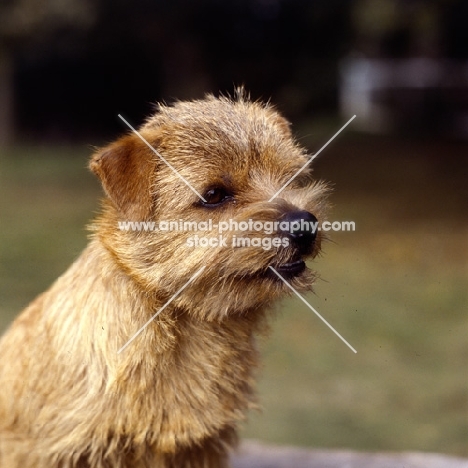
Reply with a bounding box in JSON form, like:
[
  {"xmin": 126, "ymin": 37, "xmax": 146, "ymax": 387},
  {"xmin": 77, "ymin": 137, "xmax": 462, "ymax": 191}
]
[{"xmin": 201, "ymin": 187, "xmax": 232, "ymax": 207}]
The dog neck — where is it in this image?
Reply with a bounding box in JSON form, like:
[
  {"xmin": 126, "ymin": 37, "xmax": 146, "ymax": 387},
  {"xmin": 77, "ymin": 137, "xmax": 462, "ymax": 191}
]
[{"xmin": 32, "ymin": 238, "xmax": 264, "ymax": 456}]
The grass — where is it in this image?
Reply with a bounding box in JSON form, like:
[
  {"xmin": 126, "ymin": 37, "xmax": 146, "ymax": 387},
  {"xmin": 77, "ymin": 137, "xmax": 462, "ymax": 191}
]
[
  {"xmin": 0, "ymin": 138, "xmax": 467, "ymax": 456},
  {"xmin": 0, "ymin": 146, "xmax": 101, "ymax": 316}
]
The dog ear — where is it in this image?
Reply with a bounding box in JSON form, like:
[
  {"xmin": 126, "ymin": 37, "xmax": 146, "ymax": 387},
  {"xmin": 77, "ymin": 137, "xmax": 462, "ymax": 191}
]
[{"xmin": 89, "ymin": 134, "xmax": 157, "ymax": 220}]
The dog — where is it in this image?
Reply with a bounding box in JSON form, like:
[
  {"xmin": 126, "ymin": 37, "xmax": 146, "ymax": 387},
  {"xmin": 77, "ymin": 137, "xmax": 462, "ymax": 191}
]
[{"xmin": 0, "ymin": 93, "xmax": 328, "ymax": 467}]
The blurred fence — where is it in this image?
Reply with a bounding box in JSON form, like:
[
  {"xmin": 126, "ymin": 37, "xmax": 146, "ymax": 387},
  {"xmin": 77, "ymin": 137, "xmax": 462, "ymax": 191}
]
[{"xmin": 340, "ymin": 58, "xmax": 468, "ymax": 138}]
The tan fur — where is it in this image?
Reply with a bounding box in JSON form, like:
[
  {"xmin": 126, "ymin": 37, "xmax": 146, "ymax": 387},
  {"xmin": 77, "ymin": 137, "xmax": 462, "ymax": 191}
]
[{"xmin": 0, "ymin": 94, "xmax": 328, "ymax": 467}]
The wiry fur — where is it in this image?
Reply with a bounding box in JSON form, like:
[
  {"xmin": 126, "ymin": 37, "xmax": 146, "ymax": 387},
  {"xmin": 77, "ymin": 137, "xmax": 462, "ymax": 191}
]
[{"xmin": 0, "ymin": 94, "xmax": 328, "ymax": 467}]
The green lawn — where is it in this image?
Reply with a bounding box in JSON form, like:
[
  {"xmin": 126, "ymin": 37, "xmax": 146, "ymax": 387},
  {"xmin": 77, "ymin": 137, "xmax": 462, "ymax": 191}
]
[{"xmin": 1, "ymin": 139, "xmax": 467, "ymax": 456}]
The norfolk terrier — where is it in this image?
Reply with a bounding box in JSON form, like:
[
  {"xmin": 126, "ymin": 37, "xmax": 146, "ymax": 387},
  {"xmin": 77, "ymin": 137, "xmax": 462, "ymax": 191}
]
[{"xmin": 0, "ymin": 93, "xmax": 328, "ymax": 467}]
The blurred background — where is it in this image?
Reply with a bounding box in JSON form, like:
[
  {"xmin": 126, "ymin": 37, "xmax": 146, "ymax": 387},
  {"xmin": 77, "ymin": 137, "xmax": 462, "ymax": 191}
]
[{"xmin": 0, "ymin": 0, "xmax": 467, "ymax": 457}]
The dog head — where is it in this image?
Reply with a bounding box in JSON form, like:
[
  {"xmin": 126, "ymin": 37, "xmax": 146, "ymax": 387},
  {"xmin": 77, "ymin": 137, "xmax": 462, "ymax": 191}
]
[{"xmin": 90, "ymin": 94, "xmax": 328, "ymax": 320}]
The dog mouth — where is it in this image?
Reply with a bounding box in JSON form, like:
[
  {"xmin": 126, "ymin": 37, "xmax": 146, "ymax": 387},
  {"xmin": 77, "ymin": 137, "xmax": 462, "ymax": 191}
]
[
  {"xmin": 268, "ymin": 257, "xmax": 306, "ymax": 280},
  {"xmin": 275, "ymin": 259, "xmax": 305, "ymax": 276}
]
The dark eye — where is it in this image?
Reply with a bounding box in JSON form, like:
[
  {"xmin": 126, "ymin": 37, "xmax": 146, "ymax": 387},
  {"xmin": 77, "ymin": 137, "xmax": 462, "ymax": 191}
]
[{"xmin": 201, "ymin": 187, "xmax": 233, "ymax": 207}]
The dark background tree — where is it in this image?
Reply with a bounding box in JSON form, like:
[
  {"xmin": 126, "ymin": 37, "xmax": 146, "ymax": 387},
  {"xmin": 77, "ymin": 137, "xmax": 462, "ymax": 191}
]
[
  {"xmin": 0, "ymin": 0, "xmax": 96, "ymax": 144},
  {"xmin": 1, "ymin": 0, "xmax": 468, "ymax": 142}
]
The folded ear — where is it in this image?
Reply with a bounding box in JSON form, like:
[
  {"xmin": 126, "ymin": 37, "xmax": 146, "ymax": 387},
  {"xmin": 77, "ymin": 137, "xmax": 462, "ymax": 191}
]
[{"xmin": 89, "ymin": 134, "xmax": 157, "ymax": 220}]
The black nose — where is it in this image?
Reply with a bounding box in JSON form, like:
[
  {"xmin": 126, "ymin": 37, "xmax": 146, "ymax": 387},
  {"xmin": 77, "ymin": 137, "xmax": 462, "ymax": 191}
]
[{"xmin": 279, "ymin": 210, "xmax": 318, "ymax": 255}]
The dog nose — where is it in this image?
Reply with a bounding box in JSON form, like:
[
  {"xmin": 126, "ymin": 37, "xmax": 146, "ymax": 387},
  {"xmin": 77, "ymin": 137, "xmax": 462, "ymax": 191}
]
[{"xmin": 279, "ymin": 210, "xmax": 318, "ymax": 255}]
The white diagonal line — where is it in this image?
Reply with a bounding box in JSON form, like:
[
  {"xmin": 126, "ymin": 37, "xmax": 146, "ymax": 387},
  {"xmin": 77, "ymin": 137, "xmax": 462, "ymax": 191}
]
[
  {"xmin": 269, "ymin": 115, "xmax": 356, "ymax": 202},
  {"xmin": 118, "ymin": 114, "xmax": 207, "ymax": 203},
  {"xmin": 117, "ymin": 266, "xmax": 206, "ymax": 354},
  {"xmin": 268, "ymin": 266, "xmax": 357, "ymax": 353}
]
